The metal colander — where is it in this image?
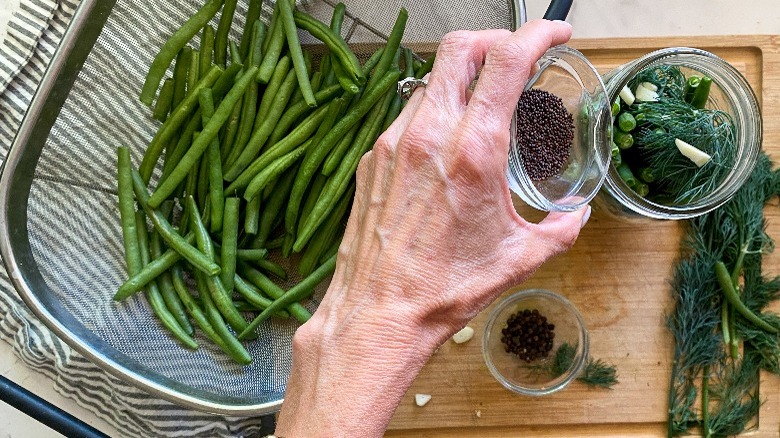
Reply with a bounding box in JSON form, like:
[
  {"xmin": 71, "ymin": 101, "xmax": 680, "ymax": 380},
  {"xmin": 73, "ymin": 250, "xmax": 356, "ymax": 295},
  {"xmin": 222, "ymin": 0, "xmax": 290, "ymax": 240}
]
[{"xmin": 0, "ymin": 0, "xmax": 525, "ymax": 415}]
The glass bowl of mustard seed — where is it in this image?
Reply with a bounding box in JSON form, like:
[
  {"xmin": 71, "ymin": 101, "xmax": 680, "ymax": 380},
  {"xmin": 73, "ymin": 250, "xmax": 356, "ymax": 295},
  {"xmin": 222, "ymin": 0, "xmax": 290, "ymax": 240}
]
[
  {"xmin": 507, "ymin": 45, "xmax": 613, "ymax": 212},
  {"xmin": 482, "ymin": 289, "xmax": 588, "ymax": 396}
]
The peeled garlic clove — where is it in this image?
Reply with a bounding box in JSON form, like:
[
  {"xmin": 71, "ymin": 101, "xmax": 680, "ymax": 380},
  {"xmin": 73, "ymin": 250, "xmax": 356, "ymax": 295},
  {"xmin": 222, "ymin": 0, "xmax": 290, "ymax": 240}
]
[
  {"xmin": 619, "ymin": 85, "xmax": 635, "ymax": 106},
  {"xmin": 415, "ymin": 394, "xmax": 432, "ymax": 407},
  {"xmin": 675, "ymin": 138, "xmax": 711, "ymax": 167},
  {"xmin": 635, "ymin": 83, "xmax": 659, "ymax": 102},
  {"xmin": 452, "ymin": 326, "xmax": 475, "ymax": 344},
  {"xmin": 640, "ymin": 81, "xmax": 659, "ymax": 92}
]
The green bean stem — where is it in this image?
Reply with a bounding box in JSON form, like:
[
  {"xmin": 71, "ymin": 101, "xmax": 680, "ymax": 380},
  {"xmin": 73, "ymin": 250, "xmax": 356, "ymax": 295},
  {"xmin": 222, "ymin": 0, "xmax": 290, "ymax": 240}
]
[
  {"xmin": 199, "ymin": 25, "xmax": 215, "ymax": 79},
  {"xmin": 292, "ymin": 10, "xmax": 363, "ymax": 84},
  {"xmin": 364, "ymin": 8, "xmax": 407, "ymax": 91},
  {"xmin": 140, "ymin": 0, "xmax": 225, "ymax": 105}
]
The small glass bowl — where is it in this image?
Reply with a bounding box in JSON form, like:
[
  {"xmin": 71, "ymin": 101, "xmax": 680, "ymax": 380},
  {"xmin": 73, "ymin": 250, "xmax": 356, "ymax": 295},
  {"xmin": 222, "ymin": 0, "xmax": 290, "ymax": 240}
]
[
  {"xmin": 597, "ymin": 47, "xmax": 761, "ymax": 219},
  {"xmin": 507, "ymin": 45, "xmax": 613, "ymax": 212},
  {"xmin": 482, "ymin": 289, "xmax": 588, "ymax": 396}
]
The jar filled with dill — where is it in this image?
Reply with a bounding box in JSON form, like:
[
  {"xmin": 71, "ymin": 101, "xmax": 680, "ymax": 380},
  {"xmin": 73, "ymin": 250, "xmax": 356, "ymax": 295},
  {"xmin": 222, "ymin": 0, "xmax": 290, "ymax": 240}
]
[{"xmin": 597, "ymin": 47, "xmax": 761, "ymax": 219}]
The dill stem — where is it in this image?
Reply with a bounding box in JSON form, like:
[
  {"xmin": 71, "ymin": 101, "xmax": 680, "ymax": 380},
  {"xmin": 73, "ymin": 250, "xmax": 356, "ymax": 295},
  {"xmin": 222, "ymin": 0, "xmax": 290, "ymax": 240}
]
[
  {"xmin": 721, "ymin": 300, "xmax": 731, "ymax": 347},
  {"xmin": 731, "ymin": 244, "xmax": 748, "ymax": 286},
  {"xmin": 667, "ymin": 355, "xmax": 680, "ymax": 438},
  {"xmin": 702, "ymin": 366, "xmax": 711, "ymax": 438}
]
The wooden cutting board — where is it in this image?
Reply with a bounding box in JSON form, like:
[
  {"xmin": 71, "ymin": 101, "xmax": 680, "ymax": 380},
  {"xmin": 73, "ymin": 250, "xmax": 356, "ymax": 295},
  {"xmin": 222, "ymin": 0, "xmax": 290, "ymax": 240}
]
[{"xmin": 385, "ymin": 35, "xmax": 780, "ymax": 437}]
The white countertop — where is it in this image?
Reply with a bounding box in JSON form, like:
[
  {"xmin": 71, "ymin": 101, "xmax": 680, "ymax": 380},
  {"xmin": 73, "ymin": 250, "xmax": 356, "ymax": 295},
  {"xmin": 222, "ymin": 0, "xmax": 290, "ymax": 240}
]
[{"xmin": 0, "ymin": 0, "xmax": 778, "ymax": 437}]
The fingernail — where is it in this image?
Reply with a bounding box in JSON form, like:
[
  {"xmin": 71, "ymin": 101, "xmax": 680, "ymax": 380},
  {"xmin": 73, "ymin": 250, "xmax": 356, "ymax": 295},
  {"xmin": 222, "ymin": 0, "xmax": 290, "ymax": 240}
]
[
  {"xmin": 553, "ymin": 19, "xmax": 572, "ymax": 28},
  {"xmin": 580, "ymin": 206, "xmax": 592, "ymax": 229}
]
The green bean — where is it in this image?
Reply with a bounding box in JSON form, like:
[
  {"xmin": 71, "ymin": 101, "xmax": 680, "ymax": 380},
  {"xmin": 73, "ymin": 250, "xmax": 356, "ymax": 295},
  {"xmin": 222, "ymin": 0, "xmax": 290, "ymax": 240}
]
[
  {"xmin": 299, "ymin": 183, "xmax": 352, "ymax": 277},
  {"xmin": 197, "ymin": 89, "xmax": 225, "ymax": 232},
  {"xmin": 414, "ymin": 54, "xmax": 435, "ymax": 79},
  {"xmin": 220, "ymin": 197, "xmax": 240, "ymax": 292},
  {"xmin": 278, "ymin": 0, "xmax": 316, "ymax": 107},
  {"xmin": 361, "ymin": 47, "xmax": 385, "ymax": 77},
  {"xmin": 209, "ymin": 62, "xmax": 243, "ymax": 100},
  {"xmin": 382, "ymin": 93, "xmax": 402, "ymax": 132},
  {"xmin": 240, "ymin": 254, "xmax": 336, "ymax": 339},
  {"xmin": 233, "ymin": 275, "xmax": 274, "ymax": 310},
  {"xmin": 131, "ymin": 169, "xmax": 220, "ymax": 276},
  {"xmin": 238, "ymin": 262, "xmax": 310, "ymax": 322},
  {"xmin": 186, "ymin": 196, "xmax": 251, "ymax": 335},
  {"xmin": 239, "ymin": 0, "xmax": 262, "ymax": 59},
  {"xmin": 254, "ymin": 55, "xmax": 292, "ymax": 132},
  {"xmin": 715, "ymin": 261, "xmax": 778, "ymax": 333},
  {"xmin": 140, "ymin": 0, "xmax": 224, "ymax": 105},
  {"xmin": 297, "ymin": 171, "xmax": 328, "ymax": 236},
  {"xmin": 257, "ymin": 1, "xmax": 286, "ymax": 83},
  {"xmin": 295, "ymin": 86, "xmax": 395, "ymax": 252},
  {"xmin": 169, "ymin": 264, "xmax": 229, "ymax": 350},
  {"xmin": 244, "ymin": 141, "xmax": 310, "ymax": 202},
  {"xmin": 229, "ymin": 22, "xmax": 266, "ymax": 167},
  {"xmin": 195, "ymin": 271, "xmax": 252, "ymax": 364},
  {"xmin": 288, "ymin": 52, "xmax": 313, "ymax": 106},
  {"xmin": 365, "ymin": 8, "xmax": 407, "ymax": 91},
  {"xmin": 214, "ymin": 0, "xmax": 238, "ymax": 67},
  {"xmin": 684, "ymin": 76, "xmax": 701, "ymax": 103},
  {"xmin": 293, "ymin": 10, "xmax": 363, "ymax": 84},
  {"xmin": 286, "ymin": 98, "xmax": 345, "ymax": 233},
  {"xmin": 249, "ymin": 258, "xmax": 287, "ymax": 280},
  {"xmin": 322, "ymin": 123, "xmax": 358, "ymax": 176},
  {"xmin": 135, "ymin": 211, "xmax": 199, "ymax": 349},
  {"xmin": 236, "ymin": 248, "xmax": 269, "ymax": 261},
  {"xmin": 267, "ymin": 84, "xmax": 342, "ymax": 147},
  {"xmin": 403, "ymin": 47, "xmax": 414, "ymax": 78},
  {"xmin": 301, "ymin": 70, "xmax": 400, "ymax": 184},
  {"xmin": 195, "ymin": 141, "xmax": 210, "ymax": 207},
  {"xmin": 690, "ymin": 76, "xmax": 712, "ymax": 109},
  {"xmin": 635, "ymin": 182, "xmax": 650, "ymax": 198},
  {"xmin": 224, "ymin": 57, "xmax": 291, "ymax": 174},
  {"xmin": 613, "ymin": 130, "xmax": 633, "ymax": 150},
  {"xmin": 148, "ymin": 66, "xmax": 259, "ymax": 207},
  {"xmin": 320, "ymin": 54, "xmax": 335, "ymax": 87},
  {"xmin": 189, "ymin": 52, "xmax": 201, "ymax": 95},
  {"xmin": 617, "ymin": 112, "xmax": 636, "ymax": 133},
  {"xmin": 331, "ymin": 58, "xmax": 360, "ymax": 94},
  {"xmin": 172, "ymin": 48, "xmax": 191, "ymax": 109},
  {"xmin": 280, "ymin": 234, "xmax": 294, "ymax": 258},
  {"xmin": 638, "ymin": 167, "xmax": 656, "ymax": 183},
  {"xmin": 244, "ymin": 193, "xmax": 261, "ymax": 235},
  {"xmin": 117, "ymin": 147, "xmax": 142, "ymax": 274},
  {"xmin": 150, "ymin": 228, "xmax": 193, "ymax": 335},
  {"xmin": 153, "ymin": 78, "xmax": 175, "ymax": 122},
  {"xmin": 199, "ymin": 25, "xmax": 215, "ymax": 79},
  {"xmin": 225, "ymin": 105, "xmax": 328, "ymax": 193},
  {"xmin": 256, "ymin": 162, "xmax": 299, "ymax": 247},
  {"xmin": 114, "ymin": 232, "xmax": 196, "ymax": 301},
  {"xmin": 220, "ymin": 102, "xmax": 243, "ymax": 163},
  {"xmin": 616, "ymin": 163, "xmax": 638, "ymax": 189},
  {"xmin": 140, "ymin": 66, "xmax": 222, "ymax": 184},
  {"xmin": 229, "ymin": 40, "xmax": 242, "ymax": 65}
]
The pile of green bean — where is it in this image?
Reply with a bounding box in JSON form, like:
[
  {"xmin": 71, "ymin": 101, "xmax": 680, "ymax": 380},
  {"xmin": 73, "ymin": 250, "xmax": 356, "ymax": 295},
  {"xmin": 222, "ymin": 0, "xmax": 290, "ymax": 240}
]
[{"xmin": 117, "ymin": 0, "xmax": 430, "ymax": 363}]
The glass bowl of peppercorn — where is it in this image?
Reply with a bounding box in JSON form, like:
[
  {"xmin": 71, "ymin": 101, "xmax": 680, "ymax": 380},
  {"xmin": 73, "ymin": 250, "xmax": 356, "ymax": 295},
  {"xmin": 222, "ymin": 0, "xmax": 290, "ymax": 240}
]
[
  {"xmin": 507, "ymin": 45, "xmax": 613, "ymax": 212},
  {"xmin": 482, "ymin": 288, "xmax": 588, "ymax": 396}
]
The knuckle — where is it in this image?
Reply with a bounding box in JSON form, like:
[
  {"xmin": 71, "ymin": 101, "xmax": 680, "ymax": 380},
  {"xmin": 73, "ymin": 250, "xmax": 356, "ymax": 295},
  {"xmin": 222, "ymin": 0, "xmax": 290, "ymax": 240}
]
[
  {"xmin": 486, "ymin": 38, "xmax": 533, "ymax": 75},
  {"xmin": 371, "ymin": 133, "xmax": 396, "ymax": 162},
  {"xmin": 355, "ymin": 152, "xmax": 373, "ymax": 183},
  {"xmin": 439, "ymin": 30, "xmax": 476, "ymax": 54}
]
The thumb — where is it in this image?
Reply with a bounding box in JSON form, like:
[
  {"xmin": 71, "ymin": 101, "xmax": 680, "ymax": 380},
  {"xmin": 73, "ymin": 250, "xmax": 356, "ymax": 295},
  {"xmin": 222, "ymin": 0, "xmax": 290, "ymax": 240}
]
[{"xmin": 503, "ymin": 205, "xmax": 590, "ymax": 282}]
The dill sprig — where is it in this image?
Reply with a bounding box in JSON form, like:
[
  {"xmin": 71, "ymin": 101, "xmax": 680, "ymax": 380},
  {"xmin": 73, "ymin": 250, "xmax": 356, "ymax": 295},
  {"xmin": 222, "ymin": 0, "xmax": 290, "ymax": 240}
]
[
  {"xmin": 628, "ymin": 65, "xmax": 687, "ymax": 100},
  {"xmin": 667, "ymin": 152, "xmax": 780, "ymax": 437},
  {"xmin": 526, "ymin": 342, "xmax": 619, "ymax": 389},
  {"xmin": 633, "ymin": 99, "xmax": 737, "ymax": 204}
]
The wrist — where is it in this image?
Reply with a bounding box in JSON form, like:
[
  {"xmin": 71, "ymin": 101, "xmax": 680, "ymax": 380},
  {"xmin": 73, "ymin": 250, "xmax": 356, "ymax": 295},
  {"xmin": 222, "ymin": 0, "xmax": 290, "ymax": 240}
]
[{"xmin": 275, "ymin": 286, "xmax": 441, "ymax": 437}]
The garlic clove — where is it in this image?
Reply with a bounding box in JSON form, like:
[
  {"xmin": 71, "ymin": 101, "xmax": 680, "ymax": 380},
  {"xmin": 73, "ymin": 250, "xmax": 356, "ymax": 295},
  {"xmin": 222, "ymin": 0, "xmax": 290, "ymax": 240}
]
[
  {"xmin": 452, "ymin": 326, "xmax": 475, "ymax": 344},
  {"xmin": 675, "ymin": 138, "xmax": 712, "ymax": 167},
  {"xmin": 415, "ymin": 394, "xmax": 432, "ymax": 407}
]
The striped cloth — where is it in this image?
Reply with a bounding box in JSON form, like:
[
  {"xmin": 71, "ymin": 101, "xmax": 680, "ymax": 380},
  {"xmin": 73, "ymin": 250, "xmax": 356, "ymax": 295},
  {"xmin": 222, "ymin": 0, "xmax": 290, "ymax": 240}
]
[{"xmin": 0, "ymin": 1, "xmax": 273, "ymax": 436}]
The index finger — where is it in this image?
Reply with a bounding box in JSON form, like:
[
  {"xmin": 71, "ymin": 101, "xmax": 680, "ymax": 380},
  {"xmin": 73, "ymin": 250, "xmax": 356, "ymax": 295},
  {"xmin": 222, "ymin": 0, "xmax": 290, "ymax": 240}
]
[{"xmin": 467, "ymin": 20, "xmax": 573, "ymax": 132}]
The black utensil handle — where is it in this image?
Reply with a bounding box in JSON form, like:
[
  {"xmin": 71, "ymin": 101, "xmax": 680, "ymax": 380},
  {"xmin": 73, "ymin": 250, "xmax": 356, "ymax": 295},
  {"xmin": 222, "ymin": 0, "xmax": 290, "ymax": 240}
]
[
  {"xmin": 0, "ymin": 375, "xmax": 109, "ymax": 438},
  {"xmin": 543, "ymin": 0, "xmax": 573, "ymax": 20}
]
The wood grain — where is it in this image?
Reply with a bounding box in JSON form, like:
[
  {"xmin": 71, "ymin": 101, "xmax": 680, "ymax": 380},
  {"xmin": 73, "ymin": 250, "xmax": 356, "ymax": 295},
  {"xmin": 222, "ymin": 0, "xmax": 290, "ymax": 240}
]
[{"xmin": 387, "ymin": 35, "xmax": 780, "ymax": 437}]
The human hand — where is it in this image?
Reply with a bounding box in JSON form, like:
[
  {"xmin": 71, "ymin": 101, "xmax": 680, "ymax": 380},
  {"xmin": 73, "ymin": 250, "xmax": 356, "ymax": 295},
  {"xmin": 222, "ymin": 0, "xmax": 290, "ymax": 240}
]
[{"xmin": 276, "ymin": 19, "xmax": 588, "ymax": 437}]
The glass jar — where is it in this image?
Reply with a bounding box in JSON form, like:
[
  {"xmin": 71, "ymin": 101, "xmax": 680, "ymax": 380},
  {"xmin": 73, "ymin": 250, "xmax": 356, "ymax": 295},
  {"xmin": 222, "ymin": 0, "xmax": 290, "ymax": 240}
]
[
  {"xmin": 507, "ymin": 45, "xmax": 613, "ymax": 212},
  {"xmin": 596, "ymin": 47, "xmax": 762, "ymax": 220}
]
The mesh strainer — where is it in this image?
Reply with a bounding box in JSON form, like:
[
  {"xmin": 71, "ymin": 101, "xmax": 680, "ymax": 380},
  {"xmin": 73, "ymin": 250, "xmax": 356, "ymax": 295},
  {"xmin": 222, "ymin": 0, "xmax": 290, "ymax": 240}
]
[{"xmin": 0, "ymin": 0, "xmax": 525, "ymax": 415}]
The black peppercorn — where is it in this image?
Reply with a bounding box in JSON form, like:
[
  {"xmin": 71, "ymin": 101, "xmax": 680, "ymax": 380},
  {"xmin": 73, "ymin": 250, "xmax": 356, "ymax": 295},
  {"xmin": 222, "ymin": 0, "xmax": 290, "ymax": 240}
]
[
  {"xmin": 515, "ymin": 89, "xmax": 575, "ymax": 181},
  {"xmin": 500, "ymin": 308, "xmax": 556, "ymax": 363}
]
